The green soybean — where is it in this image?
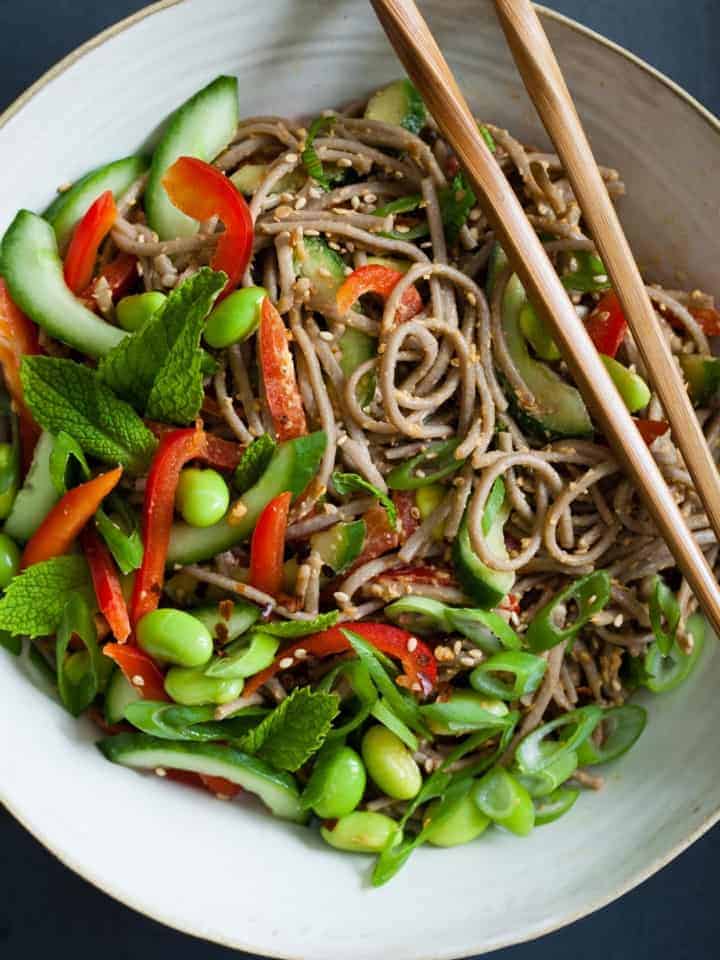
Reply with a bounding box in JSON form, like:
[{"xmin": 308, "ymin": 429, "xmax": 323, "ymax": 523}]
[
  {"xmin": 164, "ymin": 665, "xmax": 244, "ymax": 706},
  {"xmin": 361, "ymin": 725, "xmax": 422, "ymax": 800},
  {"xmin": 0, "ymin": 441, "xmax": 19, "ymax": 519},
  {"xmin": 320, "ymin": 811, "xmax": 400, "ymax": 853},
  {"xmin": 116, "ymin": 291, "xmax": 167, "ymax": 332},
  {"xmin": 176, "ymin": 468, "xmax": 230, "ymax": 527},
  {"xmin": 204, "ymin": 286, "xmax": 267, "ymax": 348},
  {"xmin": 425, "ymin": 794, "xmax": 491, "ymax": 847},
  {"xmin": 306, "ymin": 746, "xmax": 367, "ymax": 818},
  {"xmin": 0, "ymin": 532, "xmax": 20, "ymax": 589},
  {"xmin": 137, "ymin": 608, "xmax": 213, "ymax": 667}
]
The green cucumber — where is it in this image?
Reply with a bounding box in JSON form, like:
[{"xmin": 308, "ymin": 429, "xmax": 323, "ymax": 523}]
[
  {"xmin": 679, "ymin": 354, "xmax": 720, "ymax": 407},
  {"xmin": 189, "ymin": 600, "xmax": 259, "ymax": 643},
  {"xmin": 489, "ymin": 245, "xmax": 592, "ymax": 439},
  {"xmin": 364, "ymin": 79, "xmax": 427, "ymax": 134},
  {"xmin": 167, "ymin": 431, "xmax": 326, "ymax": 566},
  {"xmin": 519, "ymin": 303, "xmax": 560, "ymax": 361},
  {"xmin": 600, "ymin": 354, "xmax": 650, "ymax": 412},
  {"xmin": 0, "ymin": 211, "xmax": 126, "ymax": 357},
  {"xmin": 339, "ymin": 327, "xmax": 376, "ymax": 407},
  {"xmin": 146, "ymin": 76, "xmax": 239, "ymax": 240},
  {"xmin": 104, "ymin": 667, "xmax": 142, "ymax": 725},
  {"xmin": 311, "ymin": 519, "xmax": 366, "ymax": 574},
  {"xmin": 453, "ymin": 478, "xmax": 515, "ymax": 608},
  {"xmin": 4, "ymin": 431, "xmax": 58, "ymax": 542},
  {"xmin": 44, "ymin": 155, "xmax": 148, "ymax": 249},
  {"xmin": 230, "ymin": 163, "xmax": 304, "ymax": 196},
  {"xmin": 98, "ymin": 732, "xmax": 305, "ymax": 821},
  {"xmin": 296, "ymin": 236, "xmax": 347, "ymax": 310}
]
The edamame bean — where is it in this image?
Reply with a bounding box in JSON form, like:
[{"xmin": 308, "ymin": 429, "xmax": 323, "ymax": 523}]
[
  {"xmin": 425, "ymin": 794, "xmax": 490, "ymax": 847},
  {"xmin": 320, "ymin": 811, "xmax": 400, "ymax": 853},
  {"xmin": 0, "ymin": 442, "xmax": 19, "ymax": 519},
  {"xmin": 137, "ymin": 608, "xmax": 213, "ymax": 667},
  {"xmin": 307, "ymin": 746, "xmax": 367, "ymax": 819},
  {"xmin": 361, "ymin": 725, "xmax": 422, "ymax": 800},
  {"xmin": 0, "ymin": 532, "xmax": 20, "ymax": 589},
  {"xmin": 116, "ymin": 291, "xmax": 167, "ymax": 332},
  {"xmin": 204, "ymin": 286, "xmax": 267, "ymax": 348},
  {"xmin": 164, "ymin": 664, "xmax": 244, "ymax": 706},
  {"xmin": 176, "ymin": 468, "xmax": 230, "ymax": 527}
]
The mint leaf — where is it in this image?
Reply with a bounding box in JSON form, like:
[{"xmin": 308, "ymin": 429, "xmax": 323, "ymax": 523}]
[
  {"xmin": 98, "ymin": 268, "xmax": 226, "ymax": 424},
  {"xmin": 331, "ymin": 470, "xmax": 398, "ymax": 530},
  {"xmin": 238, "ymin": 686, "xmax": 339, "ymax": 772},
  {"xmin": 302, "ymin": 116, "xmax": 335, "ymax": 190},
  {"xmin": 0, "ymin": 556, "xmax": 92, "ymax": 637},
  {"xmin": 21, "ymin": 357, "xmax": 156, "ymax": 475},
  {"xmin": 233, "ymin": 434, "xmax": 276, "ymax": 494},
  {"xmin": 440, "ymin": 173, "xmax": 475, "ymax": 244}
]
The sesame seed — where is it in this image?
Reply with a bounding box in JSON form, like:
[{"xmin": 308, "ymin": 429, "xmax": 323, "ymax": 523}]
[
  {"xmin": 155, "ymin": 767, "xmax": 167, "ymax": 777},
  {"xmin": 279, "ymin": 657, "xmax": 295, "ymax": 670},
  {"xmin": 284, "ymin": 153, "xmax": 298, "ymax": 164},
  {"xmin": 337, "ymin": 158, "xmax": 353, "ymax": 168},
  {"xmin": 319, "ymin": 330, "xmax": 334, "ymax": 341},
  {"xmin": 453, "ymin": 640, "xmax": 462, "ymax": 655},
  {"xmin": 334, "ymin": 591, "xmax": 351, "ymax": 605},
  {"xmin": 613, "ymin": 613, "xmax": 624, "ymax": 628},
  {"xmin": 295, "ymin": 648, "xmax": 308, "ymax": 659},
  {"xmin": 407, "ymin": 637, "xmax": 418, "ymax": 652},
  {"xmin": 594, "ymin": 274, "xmax": 608, "ymax": 283},
  {"xmin": 132, "ymin": 675, "xmax": 145, "ymax": 687},
  {"xmin": 363, "ymin": 193, "xmax": 377, "ymax": 204},
  {"xmin": 309, "ymin": 187, "xmax": 324, "ymax": 200},
  {"xmin": 294, "ymin": 196, "xmax": 307, "ymax": 210}
]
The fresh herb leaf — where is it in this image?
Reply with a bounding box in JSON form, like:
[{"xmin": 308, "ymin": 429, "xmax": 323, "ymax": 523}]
[
  {"xmin": 98, "ymin": 268, "xmax": 226, "ymax": 424},
  {"xmin": 439, "ymin": 173, "xmax": 475, "ymax": 244},
  {"xmin": 373, "ymin": 195, "xmax": 423, "ymax": 217},
  {"xmin": 21, "ymin": 357, "xmax": 156, "ymax": 475},
  {"xmin": 649, "ymin": 575, "xmax": 680, "ymax": 657},
  {"xmin": 561, "ymin": 252, "xmax": 611, "ymax": 293},
  {"xmin": 0, "ymin": 556, "xmax": 92, "ymax": 637},
  {"xmin": 302, "ymin": 116, "xmax": 335, "ymax": 190},
  {"xmin": 233, "ymin": 434, "xmax": 277, "ymax": 494},
  {"xmin": 56, "ymin": 593, "xmax": 102, "ymax": 716},
  {"xmin": 95, "ymin": 496, "xmax": 143, "ymax": 574},
  {"xmin": 331, "ymin": 470, "xmax": 397, "ymax": 530},
  {"xmin": 49, "ymin": 431, "xmax": 90, "ymax": 495},
  {"xmin": 256, "ymin": 610, "xmax": 339, "ymax": 638},
  {"xmin": 238, "ymin": 686, "xmax": 339, "ymax": 772}
]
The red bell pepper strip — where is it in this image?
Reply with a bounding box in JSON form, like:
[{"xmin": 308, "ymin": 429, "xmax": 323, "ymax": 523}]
[
  {"xmin": 689, "ymin": 306, "xmax": 720, "ymax": 336},
  {"xmin": 249, "ymin": 491, "xmax": 291, "ymax": 597},
  {"xmin": 162, "ymin": 156, "xmax": 253, "ymax": 299},
  {"xmin": 80, "ymin": 527, "xmax": 131, "ymax": 643},
  {"xmin": 585, "ymin": 291, "xmax": 627, "ymax": 358},
  {"xmin": 20, "ymin": 466, "xmax": 123, "ymax": 569},
  {"xmin": 634, "ymin": 418, "xmax": 669, "ymax": 446},
  {"xmin": 350, "ymin": 491, "xmax": 419, "ymax": 571},
  {"xmin": 244, "ymin": 621, "xmax": 437, "ymax": 698},
  {"xmin": 336, "ymin": 264, "xmax": 424, "ymax": 327},
  {"xmin": 165, "ymin": 768, "xmax": 241, "ymax": 799},
  {"xmin": 259, "ymin": 297, "xmax": 307, "ymax": 441},
  {"xmin": 103, "ymin": 642, "xmax": 168, "ymax": 701},
  {"xmin": 146, "ymin": 420, "xmax": 244, "ymax": 472},
  {"xmin": 79, "ymin": 253, "xmax": 138, "ymax": 312},
  {"xmin": 0, "ymin": 278, "xmax": 42, "ymax": 471},
  {"xmin": 130, "ymin": 427, "xmax": 207, "ymax": 626},
  {"xmin": 64, "ymin": 190, "xmax": 118, "ymax": 294}
]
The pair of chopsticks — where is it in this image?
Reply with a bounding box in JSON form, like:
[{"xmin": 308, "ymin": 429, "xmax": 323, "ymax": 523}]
[{"xmin": 371, "ymin": 0, "xmax": 720, "ymax": 635}]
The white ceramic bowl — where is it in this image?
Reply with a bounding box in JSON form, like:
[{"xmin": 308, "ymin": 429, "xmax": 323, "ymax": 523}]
[{"xmin": 1, "ymin": 2, "xmax": 719, "ymax": 958}]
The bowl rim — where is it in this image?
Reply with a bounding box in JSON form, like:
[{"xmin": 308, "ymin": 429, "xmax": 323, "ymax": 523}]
[{"xmin": 1, "ymin": 2, "xmax": 719, "ymax": 957}]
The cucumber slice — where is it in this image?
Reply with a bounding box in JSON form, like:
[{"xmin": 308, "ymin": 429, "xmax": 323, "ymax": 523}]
[
  {"xmin": 489, "ymin": 245, "xmax": 592, "ymax": 439},
  {"xmin": 0, "ymin": 212, "xmax": 126, "ymax": 357},
  {"xmin": 189, "ymin": 600, "xmax": 259, "ymax": 643},
  {"xmin": 146, "ymin": 76, "xmax": 239, "ymax": 240},
  {"xmin": 679, "ymin": 354, "xmax": 720, "ymax": 407},
  {"xmin": 104, "ymin": 667, "xmax": 142, "ymax": 725},
  {"xmin": 365, "ymin": 79, "xmax": 427, "ymax": 134},
  {"xmin": 339, "ymin": 328, "xmax": 376, "ymax": 407},
  {"xmin": 452, "ymin": 478, "xmax": 515, "ymax": 607},
  {"xmin": 98, "ymin": 732, "xmax": 305, "ymax": 821},
  {"xmin": 311, "ymin": 519, "xmax": 366, "ymax": 574},
  {"xmin": 295, "ymin": 237, "xmax": 347, "ymax": 310},
  {"xmin": 4, "ymin": 431, "xmax": 58, "ymax": 542},
  {"xmin": 44, "ymin": 155, "xmax": 148, "ymax": 250},
  {"xmin": 167, "ymin": 431, "xmax": 326, "ymax": 566}
]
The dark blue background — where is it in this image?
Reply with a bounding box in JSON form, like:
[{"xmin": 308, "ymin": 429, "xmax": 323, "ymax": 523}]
[{"xmin": 0, "ymin": 1, "xmax": 718, "ymax": 958}]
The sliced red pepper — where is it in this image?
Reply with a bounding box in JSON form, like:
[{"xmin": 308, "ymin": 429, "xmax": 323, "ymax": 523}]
[
  {"xmin": 79, "ymin": 252, "xmax": 138, "ymax": 312},
  {"xmin": 20, "ymin": 466, "xmax": 123, "ymax": 569},
  {"xmin": 249, "ymin": 491, "xmax": 292, "ymax": 597},
  {"xmin": 689, "ymin": 306, "xmax": 720, "ymax": 336},
  {"xmin": 634, "ymin": 418, "xmax": 669, "ymax": 445},
  {"xmin": 64, "ymin": 190, "xmax": 118, "ymax": 294},
  {"xmin": 103, "ymin": 642, "xmax": 168, "ymax": 701},
  {"xmin": 336, "ymin": 264, "xmax": 424, "ymax": 327},
  {"xmin": 374, "ymin": 563, "xmax": 456, "ymax": 587},
  {"xmin": 244, "ymin": 621, "xmax": 436, "ymax": 698},
  {"xmin": 146, "ymin": 420, "xmax": 244, "ymax": 471},
  {"xmin": 165, "ymin": 769, "xmax": 241, "ymax": 799},
  {"xmin": 162, "ymin": 156, "xmax": 253, "ymax": 299},
  {"xmin": 259, "ymin": 297, "xmax": 307, "ymax": 441},
  {"xmin": 130, "ymin": 427, "xmax": 206, "ymax": 626},
  {"xmin": 0, "ymin": 278, "xmax": 42, "ymax": 471},
  {"xmin": 585, "ymin": 291, "xmax": 627, "ymax": 358},
  {"xmin": 80, "ymin": 527, "xmax": 131, "ymax": 642},
  {"xmin": 351, "ymin": 492, "xmax": 419, "ymax": 571}
]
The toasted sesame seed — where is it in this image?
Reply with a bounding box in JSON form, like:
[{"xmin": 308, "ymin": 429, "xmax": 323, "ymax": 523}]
[
  {"xmin": 132, "ymin": 675, "xmax": 145, "ymax": 687},
  {"xmin": 294, "ymin": 196, "xmax": 307, "ymax": 210},
  {"xmin": 155, "ymin": 767, "xmax": 167, "ymax": 777},
  {"xmin": 294, "ymin": 648, "xmax": 308, "ymax": 660},
  {"xmin": 407, "ymin": 637, "xmax": 418, "ymax": 652},
  {"xmin": 334, "ymin": 591, "xmax": 351, "ymax": 605},
  {"xmin": 279, "ymin": 657, "xmax": 294, "ymax": 670},
  {"xmin": 283, "ymin": 153, "xmax": 298, "ymax": 164},
  {"xmin": 594, "ymin": 274, "xmax": 608, "ymax": 283},
  {"xmin": 363, "ymin": 192, "xmax": 377, "ymax": 204},
  {"xmin": 337, "ymin": 157, "xmax": 353, "ymax": 168}
]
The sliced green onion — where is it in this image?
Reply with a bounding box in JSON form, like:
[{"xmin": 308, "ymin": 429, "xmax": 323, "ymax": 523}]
[
  {"xmin": 515, "ymin": 705, "xmax": 603, "ymax": 775},
  {"xmin": 561, "ymin": 252, "xmax": 611, "ymax": 293},
  {"xmin": 421, "ymin": 690, "xmax": 510, "ymax": 736},
  {"xmin": 472, "ymin": 767, "xmax": 535, "ymax": 835},
  {"xmin": 386, "ymin": 438, "xmax": 466, "ymax": 490},
  {"xmin": 470, "ymin": 650, "xmax": 547, "ymax": 700},
  {"xmin": 233, "ymin": 434, "xmax": 276, "ymax": 494},
  {"xmin": 649, "ymin": 575, "xmax": 680, "ymax": 656},
  {"xmin": 574, "ymin": 704, "xmax": 647, "ymax": 765},
  {"xmin": 439, "ymin": 172, "xmax": 476, "ymax": 244},
  {"xmin": 534, "ymin": 786, "xmax": 580, "ymax": 826},
  {"xmin": 513, "ymin": 743, "xmax": 578, "ymax": 797},
  {"xmin": 525, "ymin": 571, "xmax": 611, "ymax": 653},
  {"xmin": 204, "ymin": 631, "xmax": 279, "ymax": 679},
  {"xmin": 321, "ymin": 660, "xmax": 378, "ymax": 740},
  {"xmin": 255, "ymin": 609, "xmax": 339, "ymax": 638},
  {"xmin": 373, "ymin": 195, "xmax": 423, "ymax": 217},
  {"xmin": 95, "ymin": 496, "xmax": 143, "ymax": 574},
  {"xmin": 479, "ymin": 124, "xmax": 496, "ymax": 152},
  {"xmin": 446, "ymin": 607, "xmax": 521, "ymax": 652},
  {"xmin": 56, "ymin": 593, "xmax": 104, "ymax": 716},
  {"xmin": 371, "ymin": 697, "xmax": 418, "ymax": 751},
  {"xmin": 49, "ymin": 430, "xmax": 90, "ymax": 494},
  {"xmin": 301, "ymin": 115, "xmax": 335, "ymax": 190},
  {"xmin": 643, "ymin": 613, "xmax": 705, "ymax": 694},
  {"xmin": 124, "ymin": 700, "xmax": 266, "ymax": 742},
  {"xmin": 384, "ymin": 596, "xmax": 451, "ymax": 634}
]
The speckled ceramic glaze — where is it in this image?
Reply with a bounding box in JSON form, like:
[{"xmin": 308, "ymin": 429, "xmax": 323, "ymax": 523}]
[{"xmin": 0, "ymin": 2, "xmax": 718, "ymax": 958}]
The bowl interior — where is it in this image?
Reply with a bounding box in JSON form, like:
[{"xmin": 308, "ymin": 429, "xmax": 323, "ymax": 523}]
[{"xmin": 1, "ymin": 2, "xmax": 719, "ymax": 958}]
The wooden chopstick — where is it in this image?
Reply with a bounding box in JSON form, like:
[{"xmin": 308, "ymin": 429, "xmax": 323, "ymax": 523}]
[{"xmin": 370, "ymin": 0, "xmax": 720, "ymax": 635}]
